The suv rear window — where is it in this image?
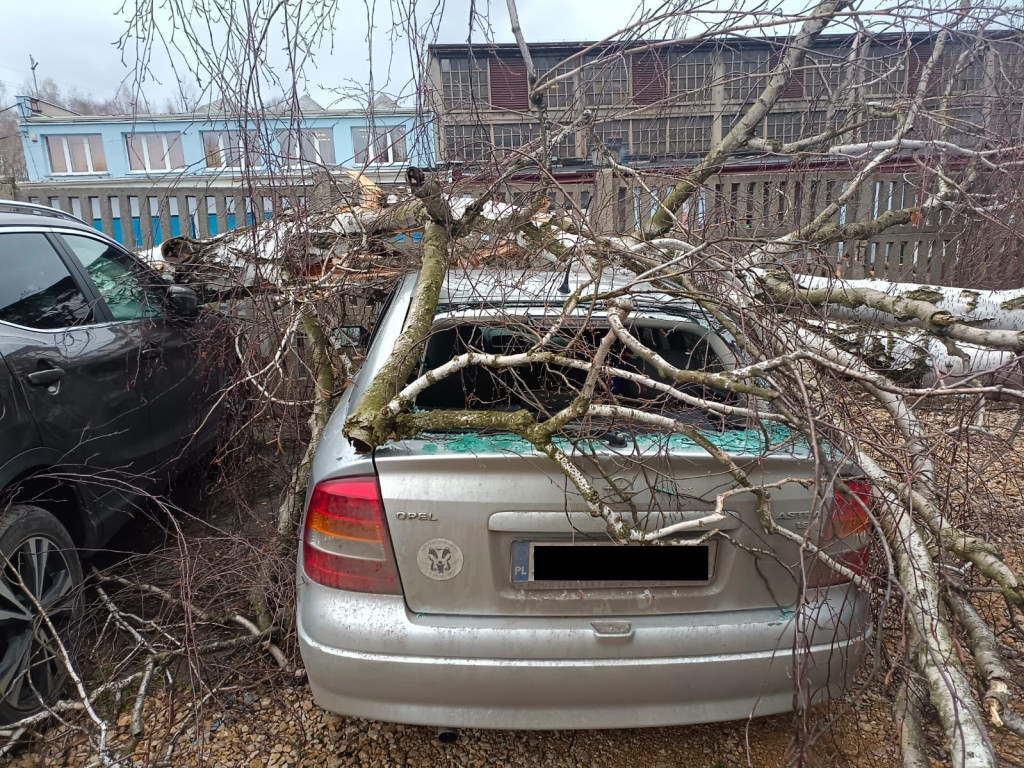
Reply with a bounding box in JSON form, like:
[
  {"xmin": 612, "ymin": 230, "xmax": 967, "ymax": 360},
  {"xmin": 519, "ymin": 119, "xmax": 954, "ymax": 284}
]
[
  {"xmin": 0, "ymin": 233, "xmax": 93, "ymax": 329},
  {"xmin": 414, "ymin": 322, "xmax": 731, "ymax": 421}
]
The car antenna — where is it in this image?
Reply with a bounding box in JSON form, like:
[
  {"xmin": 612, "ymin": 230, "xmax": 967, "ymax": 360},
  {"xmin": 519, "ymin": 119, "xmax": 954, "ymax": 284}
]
[{"xmin": 557, "ymin": 262, "xmax": 572, "ymax": 294}]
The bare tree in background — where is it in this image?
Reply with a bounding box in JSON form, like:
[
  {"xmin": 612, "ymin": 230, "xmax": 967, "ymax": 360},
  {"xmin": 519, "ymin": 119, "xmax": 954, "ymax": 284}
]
[
  {"xmin": 9, "ymin": 0, "xmax": 1024, "ymax": 766},
  {"xmin": 0, "ymin": 83, "xmax": 26, "ymax": 195}
]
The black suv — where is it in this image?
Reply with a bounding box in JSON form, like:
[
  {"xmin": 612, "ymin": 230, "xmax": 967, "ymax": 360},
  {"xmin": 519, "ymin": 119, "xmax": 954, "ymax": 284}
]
[{"xmin": 0, "ymin": 200, "xmax": 229, "ymax": 721}]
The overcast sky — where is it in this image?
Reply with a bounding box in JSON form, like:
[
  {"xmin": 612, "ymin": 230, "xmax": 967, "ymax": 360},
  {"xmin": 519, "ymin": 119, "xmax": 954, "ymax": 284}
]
[{"xmin": 0, "ymin": 0, "xmax": 660, "ymax": 111}]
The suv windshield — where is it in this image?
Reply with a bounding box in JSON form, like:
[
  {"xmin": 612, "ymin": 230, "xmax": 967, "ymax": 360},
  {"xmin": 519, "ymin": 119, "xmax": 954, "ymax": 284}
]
[{"xmin": 414, "ymin": 321, "xmax": 734, "ymax": 425}]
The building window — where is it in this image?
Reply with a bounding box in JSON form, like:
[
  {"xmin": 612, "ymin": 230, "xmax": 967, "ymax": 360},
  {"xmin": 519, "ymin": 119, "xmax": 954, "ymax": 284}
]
[
  {"xmin": 443, "ymin": 124, "xmax": 490, "ymax": 162},
  {"xmin": 551, "ymin": 128, "xmax": 577, "ymax": 161},
  {"xmin": 492, "ymin": 123, "xmax": 539, "ymax": 157},
  {"xmin": 991, "ymin": 45, "xmax": 1024, "ymax": 96},
  {"xmin": 351, "ymin": 125, "xmax": 407, "ymax": 165},
  {"xmin": 126, "ymin": 132, "xmax": 185, "ymax": 172},
  {"xmin": 44, "ymin": 134, "xmax": 107, "ymax": 174},
  {"xmin": 278, "ymin": 129, "xmax": 336, "ymax": 166},
  {"xmin": 668, "ymin": 50, "xmax": 714, "ymax": 102},
  {"xmin": 592, "ymin": 120, "xmax": 628, "ymax": 158},
  {"xmin": 583, "ymin": 55, "xmax": 630, "ymax": 107},
  {"xmin": 202, "ymin": 131, "xmax": 263, "ymax": 169},
  {"xmin": 631, "ymin": 118, "xmax": 667, "ymax": 157},
  {"xmin": 990, "ymin": 102, "xmax": 1024, "ymax": 140},
  {"xmin": 723, "ymin": 48, "xmax": 771, "ymax": 102},
  {"xmin": 666, "ymin": 115, "xmax": 713, "ymax": 155},
  {"xmin": 490, "ymin": 122, "xmax": 577, "ymax": 161},
  {"xmin": 440, "ymin": 57, "xmax": 489, "ymax": 108},
  {"xmin": 861, "ymin": 114, "xmax": 898, "ymax": 143},
  {"xmin": 533, "ymin": 56, "xmax": 576, "ymax": 111},
  {"xmin": 862, "ymin": 46, "xmax": 907, "ymax": 97},
  {"xmin": 763, "ymin": 112, "xmax": 804, "ymax": 144},
  {"xmin": 942, "ymin": 106, "xmax": 985, "ymax": 147},
  {"xmin": 950, "ymin": 50, "xmax": 987, "ymax": 95},
  {"xmin": 804, "ymin": 45, "xmax": 847, "ymax": 101}
]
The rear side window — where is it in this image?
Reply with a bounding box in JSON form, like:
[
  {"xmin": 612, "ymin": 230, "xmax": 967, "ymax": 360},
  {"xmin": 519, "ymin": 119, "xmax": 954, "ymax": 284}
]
[
  {"xmin": 0, "ymin": 233, "xmax": 93, "ymax": 329},
  {"xmin": 414, "ymin": 322, "xmax": 731, "ymax": 421},
  {"xmin": 60, "ymin": 234, "xmax": 164, "ymax": 321}
]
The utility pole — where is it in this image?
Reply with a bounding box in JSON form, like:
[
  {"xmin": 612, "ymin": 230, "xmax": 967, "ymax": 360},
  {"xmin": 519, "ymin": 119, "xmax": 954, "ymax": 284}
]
[{"xmin": 29, "ymin": 56, "xmax": 38, "ymax": 95}]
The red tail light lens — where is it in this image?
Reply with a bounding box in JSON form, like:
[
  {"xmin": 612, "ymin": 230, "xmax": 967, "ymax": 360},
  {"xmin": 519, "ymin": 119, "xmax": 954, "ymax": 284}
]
[
  {"xmin": 823, "ymin": 480, "xmax": 873, "ymax": 540},
  {"xmin": 302, "ymin": 477, "xmax": 402, "ymax": 594},
  {"xmin": 808, "ymin": 480, "xmax": 873, "ymax": 588}
]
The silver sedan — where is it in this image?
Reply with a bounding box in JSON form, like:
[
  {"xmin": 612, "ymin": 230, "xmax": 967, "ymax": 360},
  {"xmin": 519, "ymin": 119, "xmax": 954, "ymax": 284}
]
[{"xmin": 297, "ymin": 270, "xmax": 870, "ymax": 729}]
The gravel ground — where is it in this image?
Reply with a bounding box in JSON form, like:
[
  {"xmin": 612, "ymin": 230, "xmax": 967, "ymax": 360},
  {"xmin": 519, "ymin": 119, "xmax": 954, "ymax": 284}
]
[{"xmin": 15, "ymin": 682, "xmax": 904, "ymax": 768}]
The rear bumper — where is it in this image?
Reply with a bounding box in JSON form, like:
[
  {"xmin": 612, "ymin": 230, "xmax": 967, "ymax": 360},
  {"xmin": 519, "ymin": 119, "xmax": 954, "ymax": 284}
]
[{"xmin": 297, "ymin": 580, "xmax": 870, "ymax": 730}]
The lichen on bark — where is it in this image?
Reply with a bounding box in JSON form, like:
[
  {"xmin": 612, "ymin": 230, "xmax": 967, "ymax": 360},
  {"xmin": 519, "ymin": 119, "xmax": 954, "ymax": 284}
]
[{"xmin": 343, "ymin": 221, "xmax": 449, "ymax": 451}]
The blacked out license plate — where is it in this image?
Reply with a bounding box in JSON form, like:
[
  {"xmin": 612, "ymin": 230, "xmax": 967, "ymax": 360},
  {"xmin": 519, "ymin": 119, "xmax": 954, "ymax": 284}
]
[{"xmin": 511, "ymin": 540, "xmax": 711, "ymax": 589}]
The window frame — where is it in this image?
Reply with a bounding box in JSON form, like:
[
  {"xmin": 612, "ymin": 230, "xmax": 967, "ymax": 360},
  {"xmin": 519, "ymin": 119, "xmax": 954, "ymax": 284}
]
[
  {"xmin": 591, "ymin": 120, "xmax": 628, "ymax": 157},
  {"xmin": 44, "ymin": 134, "xmax": 108, "ymax": 176},
  {"xmin": 722, "ymin": 48, "xmax": 772, "ymax": 102},
  {"xmin": 583, "ymin": 54, "xmax": 631, "ymax": 108},
  {"xmin": 803, "ymin": 44, "xmax": 849, "ymax": 101},
  {"xmin": 492, "ymin": 123, "xmax": 539, "ymax": 158},
  {"xmin": 630, "ymin": 118, "xmax": 667, "ymax": 158},
  {"xmin": 414, "ymin": 315, "xmax": 736, "ymax": 417},
  {"xmin": 439, "ymin": 56, "xmax": 490, "ymax": 108},
  {"xmin": 52, "ymin": 230, "xmax": 167, "ymax": 325},
  {"xmin": 443, "ymin": 124, "xmax": 491, "ymax": 162},
  {"xmin": 532, "ymin": 55, "xmax": 577, "ymax": 111},
  {"xmin": 667, "ymin": 49, "xmax": 715, "ymax": 103},
  {"xmin": 0, "ymin": 229, "xmax": 108, "ymax": 331},
  {"xmin": 949, "ymin": 50, "xmax": 987, "ymax": 95},
  {"xmin": 350, "ymin": 124, "xmax": 408, "ymax": 166},
  {"xmin": 202, "ymin": 130, "xmax": 265, "ymax": 170},
  {"xmin": 666, "ymin": 115, "xmax": 714, "ymax": 155},
  {"xmin": 762, "ymin": 111, "xmax": 825, "ymax": 145},
  {"xmin": 862, "ymin": 45, "xmax": 908, "ymax": 97},
  {"xmin": 278, "ymin": 128, "xmax": 337, "ymax": 168},
  {"xmin": 126, "ymin": 131, "xmax": 186, "ymax": 173}
]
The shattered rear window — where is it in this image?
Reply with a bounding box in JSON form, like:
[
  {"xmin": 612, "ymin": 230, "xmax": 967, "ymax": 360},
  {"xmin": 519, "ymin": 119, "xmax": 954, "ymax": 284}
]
[{"xmin": 413, "ymin": 322, "xmax": 735, "ymax": 424}]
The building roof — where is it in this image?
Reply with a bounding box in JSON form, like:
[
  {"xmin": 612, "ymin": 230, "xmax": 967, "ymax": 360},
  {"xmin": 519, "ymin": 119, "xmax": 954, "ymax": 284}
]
[
  {"xmin": 16, "ymin": 102, "xmax": 418, "ymax": 125},
  {"xmin": 427, "ymin": 29, "xmax": 1019, "ymax": 57},
  {"xmin": 15, "ymin": 96, "xmax": 82, "ymax": 119}
]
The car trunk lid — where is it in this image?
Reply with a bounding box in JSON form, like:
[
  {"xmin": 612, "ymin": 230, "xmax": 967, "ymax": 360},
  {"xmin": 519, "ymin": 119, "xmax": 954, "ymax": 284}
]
[{"xmin": 374, "ymin": 429, "xmax": 817, "ymax": 617}]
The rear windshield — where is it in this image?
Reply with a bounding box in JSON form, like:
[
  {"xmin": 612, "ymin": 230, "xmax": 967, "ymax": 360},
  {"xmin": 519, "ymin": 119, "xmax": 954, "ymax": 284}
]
[{"xmin": 414, "ymin": 322, "xmax": 734, "ymax": 423}]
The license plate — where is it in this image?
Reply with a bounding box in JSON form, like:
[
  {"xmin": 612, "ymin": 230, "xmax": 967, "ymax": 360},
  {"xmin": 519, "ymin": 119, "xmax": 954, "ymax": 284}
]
[{"xmin": 511, "ymin": 540, "xmax": 711, "ymax": 589}]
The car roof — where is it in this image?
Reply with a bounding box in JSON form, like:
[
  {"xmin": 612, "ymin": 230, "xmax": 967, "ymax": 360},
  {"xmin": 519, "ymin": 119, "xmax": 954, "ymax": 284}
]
[
  {"xmin": 0, "ymin": 200, "xmax": 100, "ymax": 235},
  {"xmin": 0, "ymin": 212, "xmax": 101, "ymax": 233},
  {"xmin": 431, "ymin": 269, "xmax": 705, "ymax": 320}
]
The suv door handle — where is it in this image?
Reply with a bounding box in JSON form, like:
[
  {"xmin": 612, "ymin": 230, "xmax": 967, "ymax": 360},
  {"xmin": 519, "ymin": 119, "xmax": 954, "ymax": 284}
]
[{"xmin": 26, "ymin": 365, "xmax": 65, "ymax": 387}]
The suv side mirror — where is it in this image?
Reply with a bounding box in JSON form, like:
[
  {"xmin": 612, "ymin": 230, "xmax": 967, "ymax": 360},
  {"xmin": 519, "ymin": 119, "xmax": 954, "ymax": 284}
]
[{"xmin": 166, "ymin": 285, "xmax": 199, "ymax": 319}]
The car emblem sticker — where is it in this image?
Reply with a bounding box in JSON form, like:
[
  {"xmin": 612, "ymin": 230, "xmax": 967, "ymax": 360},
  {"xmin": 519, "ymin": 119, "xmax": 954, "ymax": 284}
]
[{"xmin": 417, "ymin": 538, "xmax": 463, "ymax": 581}]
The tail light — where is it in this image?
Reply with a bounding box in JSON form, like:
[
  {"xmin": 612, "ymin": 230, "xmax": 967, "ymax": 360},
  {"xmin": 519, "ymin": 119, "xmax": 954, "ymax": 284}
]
[
  {"xmin": 302, "ymin": 476, "xmax": 402, "ymax": 594},
  {"xmin": 807, "ymin": 480, "xmax": 873, "ymax": 588}
]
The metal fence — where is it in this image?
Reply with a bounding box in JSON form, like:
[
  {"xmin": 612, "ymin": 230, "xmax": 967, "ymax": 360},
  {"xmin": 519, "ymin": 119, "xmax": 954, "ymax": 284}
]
[{"xmin": 14, "ymin": 173, "xmax": 357, "ymax": 249}]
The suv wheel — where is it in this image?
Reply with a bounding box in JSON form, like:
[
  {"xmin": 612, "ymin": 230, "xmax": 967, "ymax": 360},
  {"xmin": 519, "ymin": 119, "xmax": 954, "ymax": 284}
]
[{"xmin": 0, "ymin": 505, "xmax": 83, "ymax": 723}]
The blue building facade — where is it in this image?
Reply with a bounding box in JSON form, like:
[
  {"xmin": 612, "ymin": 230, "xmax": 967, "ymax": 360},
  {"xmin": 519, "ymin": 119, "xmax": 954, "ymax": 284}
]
[{"xmin": 15, "ymin": 95, "xmax": 433, "ymax": 246}]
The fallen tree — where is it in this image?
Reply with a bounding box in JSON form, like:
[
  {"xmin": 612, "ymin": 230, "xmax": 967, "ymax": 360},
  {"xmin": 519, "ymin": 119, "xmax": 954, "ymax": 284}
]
[
  {"xmin": 18, "ymin": 0, "xmax": 1024, "ymax": 765},
  {"xmin": 334, "ymin": 2, "xmax": 1024, "ymax": 764}
]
